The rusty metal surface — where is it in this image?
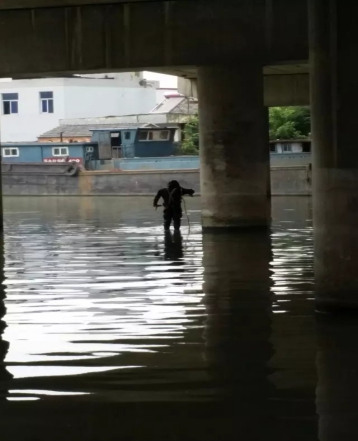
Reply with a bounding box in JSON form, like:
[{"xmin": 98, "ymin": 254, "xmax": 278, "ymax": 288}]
[{"xmin": 1, "ymin": 162, "xmax": 79, "ymax": 176}]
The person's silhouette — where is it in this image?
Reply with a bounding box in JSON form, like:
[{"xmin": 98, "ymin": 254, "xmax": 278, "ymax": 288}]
[{"xmin": 154, "ymin": 180, "xmax": 194, "ymax": 230}]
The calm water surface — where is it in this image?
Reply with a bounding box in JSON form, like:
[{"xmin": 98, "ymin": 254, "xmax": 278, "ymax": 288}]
[{"xmin": 0, "ymin": 196, "xmax": 356, "ymax": 440}]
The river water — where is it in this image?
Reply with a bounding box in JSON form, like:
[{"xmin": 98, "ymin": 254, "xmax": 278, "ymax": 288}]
[{"xmin": 0, "ymin": 196, "xmax": 357, "ymax": 440}]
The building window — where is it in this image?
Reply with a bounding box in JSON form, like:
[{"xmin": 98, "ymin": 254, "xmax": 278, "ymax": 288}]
[
  {"xmin": 159, "ymin": 130, "xmax": 170, "ymax": 140},
  {"xmin": 53, "ymin": 147, "xmax": 69, "ymax": 156},
  {"xmin": 86, "ymin": 146, "xmax": 94, "ymax": 153},
  {"xmin": 2, "ymin": 93, "xmax": 18, "ymax": 115},
  {"xmin": 2, "ymin": 147, "xmax": 19, "ymax": 157},
  {"xmin": 40, "ymin": 91, "xmax": 54, "ymax": 113},
  {"xmin": 138, "ymin": 130, "xmax": 170, "ymax": 141},
  {"xmin": 302, "ymin": 143, "xmax": 311, "ymax": 153},
  {"xmin": 139, "ymin": 131, "xmax": 148, "ymax": 141},
  {"xmin": 125, "ymin": 131, "xmax": 131, "ymax": 140},
  {"xmin": 282, "ymin": 143, "xmax": 292, "ymax": 153},
  {"xmin": 270, "ymin": 144, "xmax": 276, "ymax": 153}
]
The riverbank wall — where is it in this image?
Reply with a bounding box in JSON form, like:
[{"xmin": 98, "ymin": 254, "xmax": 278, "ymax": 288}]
[
  {"xmin": 90, "ymin": 153, "xmax": 312, "ymax": 171},
  {"xmin": 2, "ymin": 165, "xmax": 312, "ymax": 196}
]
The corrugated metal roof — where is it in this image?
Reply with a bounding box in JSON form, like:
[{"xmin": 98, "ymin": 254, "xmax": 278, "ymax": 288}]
[
  {"xmin": 150, "ymin": 96, "xmax": 184, "ymax": 114},
  {"xmin": 2, "ymin": 142, "xmax": 94, "ymax": 146},
  {"xmin": 39, "ymin": 123, "xmax": 143, "ymax": 138}
]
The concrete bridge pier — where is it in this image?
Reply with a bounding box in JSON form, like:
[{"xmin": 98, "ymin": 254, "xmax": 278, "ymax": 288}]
[
  {"xmin": 310, "ymin": 0, "xmax": 358, "ymax": 310},
  {"xmin": 198, "ymin": 65, "xmax": 270, "ymax": 231}
]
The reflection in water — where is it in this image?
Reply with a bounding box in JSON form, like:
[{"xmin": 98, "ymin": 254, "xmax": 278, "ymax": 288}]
[
  {"xmin": 2, "ymin": 197, "xmax": 207, "ymax": 404},
  {"xmin": 316, "ymin": 316, "xmax": 358, "ymax": 440},
  {"xmin": 164, "ymin": 230, "xmax": 183, "ymax": 261},
  {"xmin": 0, "ymin": 196, "xmax": 353, "ymax": 440},
  {"xmin": 270, "ymin": 198, "xmax": 317, "ymax": 440},
  {"xmin": 0, "ymin": 234, "xmax": 12, "ymax": 400},
  {"xmin": 202, "ymin": 232, "xmax": 275, "ymax": 437}
]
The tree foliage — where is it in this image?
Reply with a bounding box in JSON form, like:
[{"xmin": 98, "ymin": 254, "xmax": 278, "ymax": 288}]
[
  {"xmin": 269, "ymin": 106, "xmax": 311, "ymax": 140},
  {"xmin": 180, "ymin": 115, "xmax": 199, "ymax": 155},
  {"xmin": 177, "ymin": 107, "xmax": 310, "ymax": 155}
]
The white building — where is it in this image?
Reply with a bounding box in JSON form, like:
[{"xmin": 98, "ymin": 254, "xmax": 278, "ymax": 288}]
[
  {"xmin": 0, "ymin": 72, "xmax": 157, "ymax": 142},
  {"xmin": 270, "ymin": 139, "xmax": 311, "ymax": 153}
]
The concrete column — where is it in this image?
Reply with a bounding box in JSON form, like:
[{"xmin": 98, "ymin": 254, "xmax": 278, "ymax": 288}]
[
  {"xmin": 309, "ymin": 0, "xmax": 358, "ymax": 309},
  {"xmin": 198, "ymin": 65, "xmax": 270, "ymax": 230}
]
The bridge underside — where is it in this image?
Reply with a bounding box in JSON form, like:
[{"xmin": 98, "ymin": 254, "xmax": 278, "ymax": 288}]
[
  {"xmin": 0, "ymin": 0, "xmax": 310, "ymax": 107},
  {"xmin": 0, "ymin": 0, "xmax": 308, "ymax": 79},
  {"xmin": 173, "ymin": 66, "xmax": 309, "ymax": 107}
]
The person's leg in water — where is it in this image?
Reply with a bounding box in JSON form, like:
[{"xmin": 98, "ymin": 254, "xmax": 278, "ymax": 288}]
[
  {"xmin": 173, "ymin": 208, "xmax": 182, "ymax": 231},
  {"xmin": 164, "ymin": 230, "xmax": 173, "ymax": 259},
  {"xmin": 163, "ymin": 208, "xmax": 173, "ymax": 230}
]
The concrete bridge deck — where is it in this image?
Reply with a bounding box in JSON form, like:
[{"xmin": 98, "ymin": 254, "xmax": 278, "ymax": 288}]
[{"xmin": 0, "ymin": 0, "xmax": 308, "ymax": 80}]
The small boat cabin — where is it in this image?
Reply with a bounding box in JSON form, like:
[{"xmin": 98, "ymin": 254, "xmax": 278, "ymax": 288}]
[
  {"xmin": 1, "ymin": 127, "xmax": 177, "ymax": 165},
  {"xmin": 90, "ymin": 127, "xmax": 177, "ymax": 159},
  {"xmin": 1, "ymin": 142, "xmax": 99, "ymax": 165}
]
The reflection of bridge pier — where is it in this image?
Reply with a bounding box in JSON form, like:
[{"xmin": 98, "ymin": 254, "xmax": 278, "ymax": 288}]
[
  {"xmin": 0, "ymin": 235, "xmax": 12, "ymax": 399},
  {"xmin": 316, "ymin": 316, "xmax": 358, "ymax": 440},
  {"xmin": 202, "ymin": 231, "xmax": 274, "ymax": 438}
]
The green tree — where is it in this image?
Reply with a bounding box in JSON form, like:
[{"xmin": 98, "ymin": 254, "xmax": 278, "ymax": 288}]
[
  {"xmin": 180, "ymin": 115, "xmax": 199, "ymax": 155},
  {"xmin": 269, "ymin": 106, "xmax": 310, "ymax": 140},
  {"xmin": 177, "ymin": 107, "xmax": 310, "ymax": 153}
]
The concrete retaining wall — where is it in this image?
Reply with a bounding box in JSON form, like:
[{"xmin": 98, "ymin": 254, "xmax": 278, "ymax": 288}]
[
  {"xmin": 271, "ymin": 166, "xmax": 311, "ymax": 195},
  {"xmin": 90, "ymin": 156, "xmax": 200, "ymax": 171},
  {"xmin": 2, "ymin": 166, "xmax": 312, "ymax": 196},
  {"xmin": 270, "ymin": 153, "xmax": 311, "ymax": 167},
  {"xmin": 2, "ymin": 162, "xmax": 79, "ymax": 176},
  {"xmin": 90, "ymin": 153, "xmax": 311, "ymax": 171}
]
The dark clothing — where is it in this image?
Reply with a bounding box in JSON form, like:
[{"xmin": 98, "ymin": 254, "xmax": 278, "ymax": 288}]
[
  {"xmin": 154, "ymin": 185, "xmax": 194, "ymax": 230},
  {"xmin": 164, "ymin": 206, "xmax": 182, "ymax": 230},
  {"xmin": 153, "ymin": 186, "xmax": 194, "ymax": 209}
]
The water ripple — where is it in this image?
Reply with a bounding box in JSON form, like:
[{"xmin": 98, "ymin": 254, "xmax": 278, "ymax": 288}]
[{"xmin": 0, "ymin": 196, "xmax": 320, "ymax": 441}]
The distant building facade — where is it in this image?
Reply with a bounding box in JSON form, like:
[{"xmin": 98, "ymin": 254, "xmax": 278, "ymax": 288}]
[
  {"xmin": 2, "ymin": 127, "xmax": 177, "ymax": 170},
  {"xmin": 270, "ymin": 139, "xmax": 311, "ymax": 153},
  {"xmin": 0, "ymin": 72, "xmax": 156, "ymax": 142},
  {"xmin": 38, "ymin": 94, "xmax": 198, "ymax": 144}
]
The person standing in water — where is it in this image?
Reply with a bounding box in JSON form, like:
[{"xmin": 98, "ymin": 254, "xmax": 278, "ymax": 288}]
[{"xmin": 153, "ymin": 180, "xmax": 195, "ymax": 230}]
